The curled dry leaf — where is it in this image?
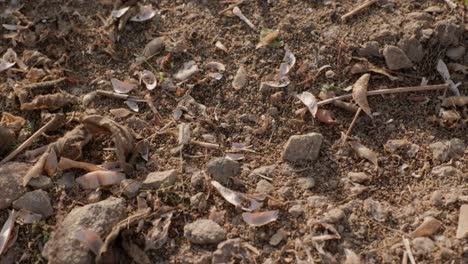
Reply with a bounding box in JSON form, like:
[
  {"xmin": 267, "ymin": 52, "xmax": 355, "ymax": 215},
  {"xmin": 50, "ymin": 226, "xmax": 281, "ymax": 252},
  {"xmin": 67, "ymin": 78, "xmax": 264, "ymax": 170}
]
[
  {"xmin": 206, "ymin": 61, "xmax": 226, "ymax": 72},
  {"xmin": 316, "ymin": 109, "xmax": 336, "ymax": 125},
  {"xmin": 211, "ymin": 181, "xmax": 263, "ymax": 211},
  {"xmin": 352, "ymin": 73, "xmax": 372, "ymax": 117},
  {"xmin": 215, "ymin": 41, "xmax": 228, "ymax": 52},
  {"xmin": 173, "ymin": 60, "xmax": 199, "ymax": 81},
  {"xmin": 297, "ymin": 92, "xmax": 318, "ymax": 117},
  {"xmin": 225, "ymin": 153, "xmax": 245, "ymax": 161},
  {"xmin": 44, "ymin": 147, "xmax": 58, "ymax": 176},
  {"xmin": 137, "ymin": 70, "xmax": 157, "ymax": 90},
  {"xmin": 130, "ymin": 5, "xmax": 156, "ymax": 22},
  {"xmin": 111, "ymin": 78, "xmax": 137, "ymax": 94},
  {"xmin": 232, "ymin": 7, "xmax": 256, "ymax": 30},
  {"xmin": 0, "ymin": 210, "xmax": 15, "ymax": 256},
  {"xmin": 242, "ymin": 210, "xmax": 279, "ymax": 227},
  {"xmin": 21, "ymin": 92, "xmax": 78, "ymax": 111},
  {"xmin": 125, "ymin": 100, "xmax": 139, "ymax": 112},
  {"xmin": 76, "ymin": 170, "xmax": 126, "ymax": 189},
  {"xmin": 75, "ymin": 229, "xmax": 103, "ymax": 255},
  {"xmin": 278, "ymin": 46, "xmax": 296, "ymax": 78},
  {"xmin": 260, "ymin": 76, "xmax": 290, "ymax": 90},
  {"xmin": 111, "ymin": 7, "xmax": 130, "ymax": 18},
  {"xmin": 348, "ymin": 141, "xmax": 378, "ymax": 167},
  {"xmin": 142, "ymin": 37, "xmax": 166, "ymax": 58},
  {"xmin": 173, "ymin": 94, "xmax": 207, "ymax": 120},
  {"xmin": 145, "ymin": 212, "xmax": 172, "ymax": 251},
  {"xmin": 442, "ymin": 96, "xmax": 468, "ymax": 107},
  {"xmin": 437, "ymin": 59, "xmax": 460, "ymax": 96},
  {"xmin": 232, "ymin": 65, "xmax": 248, "ymax": 90},
  {"xmin": 0, "ymin": 48, "xmax": 17, "ymax": 72},
  {"xmin": 256, "ymin": 29, "xmax": 280, "ymax": 49}
]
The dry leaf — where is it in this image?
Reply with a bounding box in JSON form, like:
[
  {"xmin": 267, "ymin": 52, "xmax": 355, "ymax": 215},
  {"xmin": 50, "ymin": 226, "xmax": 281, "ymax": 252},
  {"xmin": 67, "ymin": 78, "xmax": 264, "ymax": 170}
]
[
  {"xmin": 232, "ymin": 66, "xmax": 248, "ymax": 90},
  {"xmin": 456, "ymin": 204, "xmax": 468, "ymax": 239},
  {"xmin": 352, "ymin": 73, "xmax": 372, "ymax": 117},
  {"xmin": 76, "ymin": 171, "xmax": 126, "ymax": 189},
  {"xmin": 111, "ymin": 7, "xmax": 130, "ymax": 18},
  {"xmin": 316, "ymin": 109, "xmax": 336, "ymax": 125},
  {"xmin": 136, "ymin": 70, "xmax": 157, "ymax": 90},
  {"xmin": 225, "ymin": 153, "xmax": 245, "ymax": 161},
  {"xmin": 43, "ymin": 147, "xmax": 58, "ymax": 176},
  {"xmin": 447, "ymin": 63, "xmax": 467, "ymax": 74},
  {"xmin": 75, "ymin": 229, "xmax": 104, "ymax": 255},
  {"xmin": 260, "ymin": 76, "xmax": 290, "ymax": 90},
  {"xmin": 123, "ymin": 238, "xmax": 151, "ymax": 264},
  {"xmin": 0, "ymin": 210, "xmax": 15, "ymax": 256},
  {"xmin": 21, "ymin": 92, "xmax": 78, "ymax": 111},
  {"xmin": 278, "ymin": 46, "xmax": 296, "ymax": 78},
  {"xmin": 232, "ymin": 7, "xmax": 256, "ymax": 30},
  {"xmin": 297, "ymin": 92, "xmax": 318, "ymax": 117},
  {"xmin": 173, "ymin": 60, "xmax": 198, "ymax": 81},
  {"xmin": 410, "ymin": 216, "xmax": 442, "ymax": 237},
  {"xmin": 178, "ymin": 123, "xmax": 191, "ymax": 145},
  {"xmin": 125, "ymin": 100, "xmax": 139, "ymax": 112},
  {"xmin": 215, "ymin": 41, "xmax": 228, "ymax": 52},
  {"xmin": 0, "ymin": 48, "xmax": 17, "ymax": 72},
  {"xmin": 58, "ymin": 157, "xmax": 105, "ymax": 172},
  {"xmin": 349, "ymin": 141, "xmax": 378, "ymax": 167},
  {"xmin": 442, "ymin": 96, "xmax": 468, "ymax": 107},
  {"xmin": 145, "ymin": 212, "xmax": 172, "ymax": 251},
  {"xmin": 211, "ymin": 181, "xmax": 263, "ymax": 211},
  {"xmin": 437, "ymin": 59, "xmax": 460, "ymax": 96},
  {"xmin": 206, "ymin": 61, "xmax": 226, "ymax": 72},
  {"xmin": 23, "ymin": 151, "xmax": 49, "ymax": 186},
  {"xmin": 256, "ymin": 30, "xmax": 280, "ymax": 49},
  {"xmin": 110, "ymin": 108, "xmax": 132, "ymax": 118},
  {"xmin": 242, "ymin": 210, "xmax": 279, "ymax": 227},
  {"xmin": 111, "ymin": 78, "xmax": 137, "ymax": 94},
  {"xmin": 142, "ymin": 37, "xmax": 165, "ymax": 58},
  {"xmin": 130, "ymin": 5, "xmax": 156, "ymax": 22}
]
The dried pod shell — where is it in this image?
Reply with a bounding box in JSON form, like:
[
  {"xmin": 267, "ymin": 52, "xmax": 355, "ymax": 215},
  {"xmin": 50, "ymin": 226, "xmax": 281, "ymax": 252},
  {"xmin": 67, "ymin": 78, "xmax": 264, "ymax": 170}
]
[
  {"xmin": 130, "ymin": 5, "xmax": 156, "ymax": 22},
  {"xmin": 232, "ymin": 66, "xmax": 247, "ymax": 90},
  {"xmin": 111, "ymin": 78, "xmax": 137, "ymax": 94},
  {"xmin": 352, "ymin": 73, "xmax": 372, "ymax": 117},
  {"xmin": 349, "ymin": 141, "xmax": 378, "ymax": 167}
]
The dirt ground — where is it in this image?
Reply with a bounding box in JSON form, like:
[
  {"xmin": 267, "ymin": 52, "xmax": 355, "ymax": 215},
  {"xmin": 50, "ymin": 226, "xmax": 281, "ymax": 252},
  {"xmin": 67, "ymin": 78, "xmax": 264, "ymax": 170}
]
[{"xmin": 0, "ymin": 0, "xmax": 467, "ymax": 263}]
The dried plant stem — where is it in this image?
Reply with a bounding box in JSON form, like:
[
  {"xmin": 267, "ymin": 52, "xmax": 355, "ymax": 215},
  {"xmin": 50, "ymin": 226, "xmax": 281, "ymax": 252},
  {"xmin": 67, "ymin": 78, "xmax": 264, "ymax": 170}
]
[
  {"xmin": 343, "ymin": 108, "xmax": 362, "ymax": 143},
  {"xmin": 402, "ymin": 237, "xmax": 416, "ymax": 264},
  {"xmin": 96, "ymin": 90, "xmax": 147, "ymax": 102},
  {"xmin": 341, "ymin": 0, "xmax": 379, "ymax": 21},
  {"xmin": 191, "ymin": 140, "xmax": 220, "ymax": 149},
  {"xmin": 317, "ymin": 84, "xmax": 449, "ymax": 106},
  {"xmin": 218, "ymin": 0, "xmax": 245, "ymax": 15},
  {"xmin": 22, "ymin": 78, "xmax": 66, "ymax": 90},
  {"xmin": 0, "ymin": 115, "xmax": 60, "ymax": 165}
]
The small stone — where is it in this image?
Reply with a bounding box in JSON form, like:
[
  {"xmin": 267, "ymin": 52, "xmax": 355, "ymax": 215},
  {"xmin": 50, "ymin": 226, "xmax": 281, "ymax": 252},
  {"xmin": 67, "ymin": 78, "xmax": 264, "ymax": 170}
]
[
  {"xmin": 86, "ymin": 190, "xmax": 102, "ymax": 203},
  {"xmin": 289, "ymin": 204, "xmax": 304, "ymax": 217},
  {"xmin": 412, "ymin": 237, "xmax": 435, "ymax": 255},
  {"xmin": 267, "ymin": 107, "xmax": 279, "ymax": 117},
  {"xmin": 28, "ymin": 176, "xmax": 53, "ymax": 190},
  {"xmin": 239, "ymin": 114, "xmax": 256, "ymax": 123},
  {"xmin": 325, "ymin": 70, "xmax": 335, "ymax": 79},
  {"xmin": 190, "ymin": 171, "xmax": 205, "ymax": 189},
  {"xmin": 430, "ymin": 191, "xmax": 443, "ymax": 207},
  {"xmin": 446, "ymin": 46, "xmax": 466, "ymax": 61},
  {"xmin": 0, "ymin": 126, "xmax": 15, "ymax": 155},
  {"xmin": 57, "ymin": 172, "xmax": 75, "ymax": 189},
  {"xmin": 256, "ymin": 180, "xmax": 274, "ymax": 194},
  {"xmin": 13, "ymin": 190, "xmax": 53, "ymax": 217},
  {"xmin": 432, "ymin": 22, "xmax": 462, "ymax": 47},
  {"xmin": 322, "ymin": 208, "xmax": 345, "ymax": 223},
  {"xmin": 120, "ymin": 179, "xmax": 142, "ymax": 198},
  {"xmin": 143, "ymin": 169, "xmax": 178, "ymax": 189},
  {"xmin": 282, "ymin": 133, "xmax": 323, "ymax": 163},
  {"xmin": 0, "ymin": 162, "xmax": 31, "ymax": 210},
  {"xmin": 358, "ymin": 41, "xmax": 381, "ymax": 58},
  {"xmin": 278, "ymin": 186, "xmax": 293, "ymax": 198},
  {"xmin": 269, "ymin": 229, "xmax": 287, "ymax": 246},
  {"xmin": 410, "ymin": 216, "xmax": 442, "ymax": 237},
  {"xmin": 190, "ymin": 192, "xmax": 207, "ymax": 212},
  {"xmin": 448, "ymin": 138, "xmax": 465, "ymax": 160},
  {"xmin": 297, "ymin": 177, "xmax": 315, "ymax": 190},
  {"xmin": 429, "ymin": 141, "xmax": 449, "ymax": 162},
  {"xmin": 456, "ymin": 204, "xmax": 468, "ymax": 239},
  {"xmin": 307, "ymin": 196, "xmax": 328, "ymax": 208},
  {"xmin": 383, "ymin": 45, "xmax": 413, "ymax": 70},
  {"xmin": 347, "ymin": 172, "xmax": 371, "ymax": 184},
  {"xmin": 398, "ymin": 36, "xmax": 424, "ymax": 63},
  {"xmin": 206, "ymin": 157, "xmax": 240, "ymax": 184},
  {"xmin": 431, "ymin": 166, "xmax": 459, "ymax": 177},
  {"xmin": 212, "ymin": 239, "xmax": 250, "ymax": 264},
  {"xmin": 364, "ymin": 198, "xmax": 390, "ymax": 222},
  {"xmin": 250, "ymin": 165, "xmax": 276, "ymax": 177},
  {"xmin": 184, "ymin": 219, "xmax": 225, "ymax": 245},
  {"xmin": 110, "ymin": 108, "xmax": 132, "ymax": 118}
]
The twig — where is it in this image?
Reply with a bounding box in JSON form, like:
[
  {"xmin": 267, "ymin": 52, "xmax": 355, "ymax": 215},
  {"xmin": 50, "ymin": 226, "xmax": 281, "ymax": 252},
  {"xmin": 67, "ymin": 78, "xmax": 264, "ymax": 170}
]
[
  {"xmin": 343, "ymin": 108, "xmax": 362, "ymax": 143},
  {"xmin": 402, "ymin": 237, "xmax": 416, "ymax": 264},
  {"xmin": 0, "ymin": 115, "xmax": 60, "ymax": 165},
  {"xmin": 23, "ymin": 144, "xmax": 50, "ymax": 160},
  {"xmin": 317, "ymin": 84, "xmax": 449, "ymax": 106},
  {"xmin": 96, "ymin": 90, "xmax": 147, "ymax": 102},
  {"xmin": 218, "ymin": 0, "xmax": 245, "ymax": 15},
  {"xmin": 191, "ymin": 140, "xmax": 220, "ymax": 149},
  {"xmin": 341, "ymin": 0, "xmax": 379, "ymax": 21},
  {"xmin": 21, "ymin": 78, "xmax": 66, "ymax": 90},
  {"xmin": 253, "ymin": 171, "xmax": 273, "ymax": 182}
]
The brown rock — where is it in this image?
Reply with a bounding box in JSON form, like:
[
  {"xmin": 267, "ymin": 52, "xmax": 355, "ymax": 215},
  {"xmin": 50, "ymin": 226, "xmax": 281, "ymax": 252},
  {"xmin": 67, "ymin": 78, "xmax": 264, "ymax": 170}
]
[
  {"xmin": 383, "ymin": 45, "xmax": 413, "ymax": 70},
  {"xmin": 398, "ymin": 36, "xmax": 424, "ymax": 63},
  {"xmin": 410, "ymin": 216, "xmax": 442, "ymax": 237},
  {"xmin": 0, "ymin": 162, "xmax": 31, "ymax": 210},
  {"xmin": 282, "ymin": 133, "xmax": 323, "ymax": 162},
  {"xmin": 456, "ymin": 204, "xmax": 468, "ymax": 239}
]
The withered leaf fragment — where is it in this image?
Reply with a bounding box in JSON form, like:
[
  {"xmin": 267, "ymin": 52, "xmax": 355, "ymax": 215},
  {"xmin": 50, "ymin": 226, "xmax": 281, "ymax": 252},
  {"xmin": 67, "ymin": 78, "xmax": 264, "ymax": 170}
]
[
  {"xmin": 242, "ymin": 210, "xmax": 279, "ymax": 227},
  {"xmin": 76, "ymin": 171, "xmax": 126, "ymax": 189},
  {"xmin": 21, "ymin": 92, "xmax": 78, "ymax": 111},
  {"xmin": 352, "ymin": 74, "xmax": 372, "ymax": 117},
  {"xmin": 145, "ymin": 212, "xmax": 172, "ymax": 251},
  {"xmin": 0, "ymin": 210, "xmax": 15, "ymax": 255},
  {"xmin": 348, "ymin": 141, "xmax": 378, "ymax": 167},
  {"xmin": 232, "ymin": 66, "xmax": 248, "ymax": 90},
  {"xmin": 211, "ymin": 181, "xmax": 263, "ymax": 211},
  {"xmin": 297, "ymin": 92, "xmax": 318, "ymax": 117}
]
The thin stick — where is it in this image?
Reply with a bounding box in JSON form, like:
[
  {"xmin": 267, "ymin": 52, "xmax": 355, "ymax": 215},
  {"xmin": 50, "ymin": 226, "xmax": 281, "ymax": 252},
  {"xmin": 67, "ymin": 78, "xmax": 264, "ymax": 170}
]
[
  {"xmin": 218, "ymin": 0, "xmax": 245, "ymax": 15},
  {"xmin": 317, "ymin": 84, "xmax": 449, "ymax": 106},
  {"xmin": 341, "ymin": 0, "xmax": 379, "ymax": 21},
  {"xmin": 96, "ymin": 90, "xmax": 147, "ymax": 102},
  {"xmin": 191, "ymin": 140, "xmax": 220, "ymax": 150},
  {"xmin": 402, "ymin": 237, "xmax": 416, "ymax": 264},
  {"xmin": 0, "ymin": 115, "xmax": 60, "ymax": 165},
  {"xmin": 21, "ymin": 78, "xmax": 66, "ymax": 90},
  {"xmin": 343, "ymin": 108, "xmax": 362, "ymax": 143}
]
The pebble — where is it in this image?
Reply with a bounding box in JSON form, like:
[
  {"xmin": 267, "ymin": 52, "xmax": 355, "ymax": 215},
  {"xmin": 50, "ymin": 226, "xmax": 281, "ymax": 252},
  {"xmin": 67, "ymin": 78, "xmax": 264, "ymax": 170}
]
[
  {"xmin": 120, "ymin": 179, "xmax": 142, "ymax": 198},
  {"xmin": 269, "ymin": 229, "xmax": 287, "ymax": 246},
  {"xmin": 430, "ymin": 191, "xmax": 443, "ymax": 207},
  {"xmin": 282, "ymin": 133, "xmax": 323, "ymax": 163},
  {"xmin": 347, "ymin": 172, "xmax": 371, "ymax": 184},
  {"xmin": 190, "ymin": 192, "xmax": 207, "ymax": 212},
  {"xmin": 446, "ymin": 46, "xmax": 466, "ymax": 61},
  {"xmin": 278, "ymin": 186, "xmax": 293, "ymax": 198},
  {"xmin": 0, "ymin": 162, "xmax": 31, "ymax": 210},
  {"xmin": 143, "ymin": 169, "xmax": 178, "ymax": 189},
  {"xmin": 297, "ymin": 177, "xmax": 315, "ymax": 190},
  {"xmin": 13, "ymin": 190, "xmax": 54, "ymax": 217},
  {"xmin": 28, "ymin": 176, "xmax": 53, "ymax": 190},
  {"xmin": 43, "ymin": 197, "xmax": 126, "ymax": 263},
  {"xmin": 431, "ymin": 165, "xmax": 459, "ymax": 177},
  {"xmin": 325, "ymin": 70, "xmax": 335, "ymax": 79},
  {"xmin": 398, "ymin": 36, "xmax": 424, "ymax": 63},
  {"xmin": 383, "ymin": 45, "xmax": 413, "ymax": 70},
  {"xmin": 289, "ymin": 204, "xmax": 305, "ymax": 217},
  {"xmin": 86, "ymin": 190, "xmax": 102, "ymax": 203},
  {"xmin": 412, "ymin": 237, "xmax": 435, "ymax": 255},
  {"xmin": 322, "ymin": 208, "xmax": 345, "ymax": 223},
  {"xmin": 433, "ymin": 22, "xmax": 462, "ymax": 47},
  {"xmin": 206, "ymin": 157, "xmax": 240, "ymax": 184},
  {"xmin": 239, "ymin": 114, "xmax": 256, "ymax": 123},
  {"xmin": 358, "ymin": 41, "xmax": 381, "ymax": 58},
  {"xmin": 250, "ymin": 164, "xmax": 276, "ymax": 178},
  {"xmin": 184, "ymin": 219, "xmax": 225, "ymax": 245},
  {"xmin": 410, "ymin": 216, "xmax": 442, "ymax": 237},
  {"xmin": 57, "ymin": 172, "xmax": 75, "ymax": 189},
  {"xmin": 364, "ymin": 198, "xmax": 390, "ymax": 222},
  {"xmin": 255, "ymin": 180, "xmax": 274, "ymax": 194},
  {"xmin": 307, "ymin": 196, "xmax": 328, "ymax": 208}
]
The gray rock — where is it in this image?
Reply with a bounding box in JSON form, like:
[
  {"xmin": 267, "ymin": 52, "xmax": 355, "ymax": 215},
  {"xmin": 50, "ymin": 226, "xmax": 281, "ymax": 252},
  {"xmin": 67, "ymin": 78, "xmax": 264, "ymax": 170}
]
[
  {"xmin": 307, "ymin": 196, "xmax": 328, "ymax": 208},
  {"xmin": 322, "ymin": 208, "xmax": 345, "ymax": 223},
  {"xmin": 358, "ymin": 41, "xmax": 381, "ymax": 58},
  {"xmin": 13, "ymin": 190, "xmax": 53, "ymax": 217},
  {"xmin": 364, "ymin": 198, "xmax": 391, "ymax": 222},
  {"xmin": 250, "ymin": 164, "xmax": 276, "ymax": 178},
  {"xmin": 184, "ymin": 219, "xmax": 225, "ymax": 244},
  {"xmin": 430, "ymin": 191, "xmax": 443, "ymax": 207},
  {"xmin": 120, "ymin": 179, "xmax": 142, "ymax": 198},
  {"xmin": 267, "ymin": 107, "xmax": 279, "ymax": 117},
  {"xmin": 0, "ymin": 126, "xmax": 15, "ymax": 155},
  {"xmin": 297, "ymin": 177, "xmax": 315, "ymax": 190},
  {"xmin": 0, "ymin": 162, "xmax": 31, "ymax": 210},
  {"xmin": 86, "ymin": 190, "xmax": 102, "ymax": 203},
  {"xmin": 143, "ymin": 169, "xmax": 178, "ymax": 189},
  {"xmin": 429, "ymin": 141, "xmax": 450, "ymax": 162},
  {"xmin": 447, "ymin": 138, "xmax": 465, "ymax": 160},
  {"xmin": 347, "ymin": 172, "xmax": 371, "ymax": 184},
  {"xmin": 28, "ymin": 176, "xmax": 53, "ymax": 190},
  {"xmin": 239, "ymin": 114, "xmax": 256, "ymax": 123},
  {"xmin": 383, "ymin": 45, "xmax": 413, "ymax": 70},
  {"xmin": 57, "ymin": 172, "xmax": 75, "ymax": 189},
  {"xmin": 255, "ymin": 180, "xmax": 274, "ymax": 194},
  {"xmin": 206, "ymin": 158, "xmax": 240, "ymax": 184},
  {"xmin": 398, "ymin": 36, "xmax": 424, "ymax": 63},
  {"xmin": 432, "ymin": 22, "xmax": 462, "ymax": 46},
  {"xmin": 42, "ymin": 197, "xmax": 126, "ymax": 264},
  {"xmin": 431, "ymin": 166, "xmax": 459, "ymax": 177},
  {"xmin": 269, "ymin": 229, "xmax": 287, "ymax": 246},
  {"xmin": 190, "ymin": 192, "xmax": 207, "ymax": 211},
  {"xmin": 412, "ymin": 237, "xmax": 435, "ymax": 255},
  {"xmin": 212, "ymin": 239, "xmax": 251, "ymax": 264},
  {"xmin": 289, "ymin": 204, "xmax": 305, "ymax": 217},
  {"xmin": 282, "ymin": 133, "xmax": 323, "ymax": 162},
  {"xmin": 446, "ymin": 46, "xmax": 466, "ymax": 61}
]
